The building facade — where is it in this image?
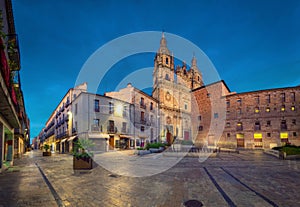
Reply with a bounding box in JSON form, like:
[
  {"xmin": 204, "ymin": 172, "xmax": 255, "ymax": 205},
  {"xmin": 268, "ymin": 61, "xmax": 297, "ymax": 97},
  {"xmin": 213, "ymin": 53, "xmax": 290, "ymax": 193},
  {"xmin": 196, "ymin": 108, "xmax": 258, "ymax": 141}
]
[
  {"xmin": 38, "ymin": 33, "xmax": 300, "ymax": 151},
  {"xmin": 106, "ymin": 83, "xmax": 159, "ymax": 147},
  {"xmin": 193, "ymin": 81, "xmax": 300, "ymax": 149},
  {"xmin": 0, "ymin": 0, "xmax": 29, "ymax": 171},
  {"xmin": 152, "ymin": 33, "xmax": 203, "ymax": 143}
]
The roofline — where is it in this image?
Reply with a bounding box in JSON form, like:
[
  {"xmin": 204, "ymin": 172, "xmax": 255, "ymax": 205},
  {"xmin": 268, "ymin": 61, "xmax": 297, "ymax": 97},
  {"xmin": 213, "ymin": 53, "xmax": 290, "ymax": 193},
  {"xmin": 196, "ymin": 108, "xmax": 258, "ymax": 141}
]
[
  {"xmin": 192, "ymin": 80, "xmax": 231, "ymax": 92},
  {"xmin": 226, "ymin": 84, "xmax": 300, "ymax": 97}
]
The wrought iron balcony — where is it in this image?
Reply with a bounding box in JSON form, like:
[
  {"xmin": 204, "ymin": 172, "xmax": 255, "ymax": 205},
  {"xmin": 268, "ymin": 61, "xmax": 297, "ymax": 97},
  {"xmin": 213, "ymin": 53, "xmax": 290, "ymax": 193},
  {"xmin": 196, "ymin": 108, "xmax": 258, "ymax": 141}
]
[{"xmin": 6, "ymin": 34, "xmax": 21, "ymax": 71}]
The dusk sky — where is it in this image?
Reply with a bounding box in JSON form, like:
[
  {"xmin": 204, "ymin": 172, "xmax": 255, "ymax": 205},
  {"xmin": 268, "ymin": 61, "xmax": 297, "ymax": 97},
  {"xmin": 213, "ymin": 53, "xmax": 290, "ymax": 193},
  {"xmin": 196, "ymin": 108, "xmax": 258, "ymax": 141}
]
[{"xmin": 11, "ymin": 0, "xmax": 300, "ymax": 139}]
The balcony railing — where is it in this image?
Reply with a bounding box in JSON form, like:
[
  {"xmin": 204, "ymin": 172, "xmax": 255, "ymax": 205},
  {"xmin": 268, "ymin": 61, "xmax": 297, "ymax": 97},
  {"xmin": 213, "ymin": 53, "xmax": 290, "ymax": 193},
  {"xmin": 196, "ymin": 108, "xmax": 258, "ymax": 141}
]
[
  {"xmin": 107, "ymin": 126, "xmax": 117, "ymax": 134},
  {"xmin": 6, "ymin": 34, "xmax": 21, "ymax": 71},
  {"xmin": 140, "ymin": 103, "xmax": 146, "ymax": 109}
]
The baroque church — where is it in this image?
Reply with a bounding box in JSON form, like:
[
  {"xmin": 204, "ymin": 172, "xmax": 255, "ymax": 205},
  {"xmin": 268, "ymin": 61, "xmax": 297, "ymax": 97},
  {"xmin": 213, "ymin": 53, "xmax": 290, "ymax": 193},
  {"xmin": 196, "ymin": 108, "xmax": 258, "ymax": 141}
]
[{"xmin": 152, "ymin": 33, "xmax": 203, "ymax": 144}]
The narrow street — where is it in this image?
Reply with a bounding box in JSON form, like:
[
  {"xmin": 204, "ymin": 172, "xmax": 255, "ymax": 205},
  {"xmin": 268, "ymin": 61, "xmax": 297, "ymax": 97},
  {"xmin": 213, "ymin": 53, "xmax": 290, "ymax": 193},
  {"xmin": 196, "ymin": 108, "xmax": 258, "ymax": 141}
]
[{"xmin": 0, "ymin": 150, "xmax": 300, "ymax": 207}]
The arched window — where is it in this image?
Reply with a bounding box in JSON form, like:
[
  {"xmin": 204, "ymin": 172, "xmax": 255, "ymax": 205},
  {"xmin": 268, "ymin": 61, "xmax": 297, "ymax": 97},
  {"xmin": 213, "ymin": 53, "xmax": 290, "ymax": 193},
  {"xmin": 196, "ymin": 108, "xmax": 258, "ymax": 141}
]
[
  {"xmin": 166, "ymin": 57, "xmax": 169, "ymax": 64},
  {"xmin": 165, "ymin": 74, "xmax": 170, "ymax": 81}
]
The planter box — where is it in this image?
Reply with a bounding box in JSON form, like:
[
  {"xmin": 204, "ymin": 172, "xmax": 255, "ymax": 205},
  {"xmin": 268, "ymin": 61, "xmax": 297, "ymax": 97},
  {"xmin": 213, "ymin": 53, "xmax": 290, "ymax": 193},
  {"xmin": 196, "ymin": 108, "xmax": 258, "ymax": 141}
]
[
  {"xmin": 73, "ymin": 156, "xmax": 93, "ymax": 170},
  {"xmin": 42, "ymin": 152, "xmax": 51, "ymax": 156}
]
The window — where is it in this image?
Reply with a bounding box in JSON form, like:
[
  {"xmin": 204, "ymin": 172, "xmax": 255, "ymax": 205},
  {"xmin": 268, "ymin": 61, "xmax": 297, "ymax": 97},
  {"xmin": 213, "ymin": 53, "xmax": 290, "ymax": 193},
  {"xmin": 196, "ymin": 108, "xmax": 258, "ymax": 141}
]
[
  {"xmin": 281, "ymin": 120, "xmax": 287, "ymax": 130},
  {"xmin": 140, "ymin": 97, "xmax": 145, "ymax": 106},
  {"xmin": 198, "ymin": 126, "xmax": 203, "ymax": 131},
  {"xmin": 150, "ymin": 102, "xmax": 153, "ymax": 110},
  {"xmin": 73, "ymin": 94, "xmax": 77, "ymax": 99},
  {"xmin": 151, "ymin": 128, "xmax": 154, "ymax": 140},
  {"xmin": 237, "ymin": 108, "xmax": 242, "ymax": 115},
  {"xmin": 207, "ymin": 93, "xmax": 211, "ymax": 98},
  {"xmin": 94, "ymin": 99, "xmax": 100, "ymax": 112},
  {"xmin": 108, "ymin": 120, "xmax": 115, "ymax": 132},
  {"xmin": 292, "ymin": 119, "xmax": 296, "ymax": 125},
  {"xmin": 109, "ymin": 102, "xmax": 114, "ymax": 114},
  {"xmin": 291, "ymin": 106, "xmax": 295, "ymax": 111},
  {"xmin": 226, "ymin": 110, "xmax": 230, "ymax": 116},
  {"xmin": 184, "ymin": 103, "xmax": 188, "ymax": 110},
  {"xmin": 165, "ymin": 74, "xmax": 170, "ymax": 81},
  {"xmin": 281, "ymin": 105, "xmax": 286, "ymax": 112},
  {"xmin": 267, "ymin": 133, "xmax": 271, "ymax": 137},
  {"xmin": 266, "ymin": 107, "xmax": 270, "ymax": 113},
  {"xmin": 122, "ymin": 122, "xmax": 127, "ymax": 133},
  {"xmin": 267, "ymin": 120, "xmax": 271, "ymax": 126},
  {"xmin": 266, "ymin": 94, "xmax": 271, "ymax": 104},
  {"xmin": 255, "ymin": 96, "xmax": 260, "ymax": 104},
  {"xmin": 293, "ymin": 132, "xmax": 297, "ymax": 137},
  {"xmin": 280, "ymin": 93, "xmax": 286, "ymax": 102},
  {"xmin": 227, "ymin": 133, "xmax": 230, "ymax": 138},
  {"xmin": 75, "ymin": 104, "xmax": 78, "ymax": 115},
  {"xmin": 226, "ymin": 122, "xmax": 230, "ymax": 128},
  {"xmin": 75, "ymin": 121, "xmax": 78, "ymax": 131},
  {"xmin": 150, "ymin": 115, "xmax": 154, "ymax": 124},
  {"xmin": 291, "ymin": 92, "xmax": 295, "ymax": 102},
  {"xmin": 237, "ymin": 122, "xmax": 243, "ymax": 131},
  {"xmin": 237, "ymin": 98, "xmax": 242, "ymax": 106},
  {"xmin": 254, "ymin": 107, "xmax": 260, "ymax": 113},
  {"xmin": 214, "ymin": 113, "xmax": 219, "ymax": 119},
  {"xmin": 141, "ymin": 111, "xmax": 145, "ymax": 122},
  {"xmin": 123, "ymin": 105, "xmax": 127, "ymax": 117},
  {"xmin": 140, "ymin": 126, "xmax": 145, "ymax": 132},
  {"xmin": 254, "ymin": 121, "xmax": 261, "ymax": 131},
  {"xmin": 226, "ymin": 100, "xmax": 230, "ymax": 107},
  {"xmin": 198, "ymin": 115, "xmax": 202, "ymax": 121},
  {"xmin": 166, "ymin": 57, "xmax": 169, "ymax": 64},
  {"xmin": 93, "ymin": 119, "xmax": 99, "ymax": 126}
]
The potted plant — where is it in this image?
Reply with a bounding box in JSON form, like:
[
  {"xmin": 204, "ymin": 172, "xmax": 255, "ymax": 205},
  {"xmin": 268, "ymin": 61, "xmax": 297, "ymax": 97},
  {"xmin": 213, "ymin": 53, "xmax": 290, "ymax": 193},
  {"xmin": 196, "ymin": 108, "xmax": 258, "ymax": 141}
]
[
  {"xmin": 72, "ymin": 138, "xmax": 94, "ymax": 170},
  {"xmin": 43, "ymin": 144, "xmax": 51, "ymax": 156}
]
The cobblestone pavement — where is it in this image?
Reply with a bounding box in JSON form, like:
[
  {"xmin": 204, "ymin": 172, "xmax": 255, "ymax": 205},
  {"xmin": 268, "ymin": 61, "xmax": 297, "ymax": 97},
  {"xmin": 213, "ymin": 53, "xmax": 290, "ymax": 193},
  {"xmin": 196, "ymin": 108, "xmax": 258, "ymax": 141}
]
[{"xmin": 0, "ymin": 150, "xmax": 300, "ymax": 207}]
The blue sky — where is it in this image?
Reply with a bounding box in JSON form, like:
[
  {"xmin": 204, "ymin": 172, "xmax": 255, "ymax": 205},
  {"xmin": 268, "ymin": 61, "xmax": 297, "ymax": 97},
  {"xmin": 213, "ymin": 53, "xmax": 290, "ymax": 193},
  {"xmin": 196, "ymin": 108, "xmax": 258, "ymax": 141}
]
[{"xmin": 12, "ymin": 0, "xmax": 300, "ymax": 139}]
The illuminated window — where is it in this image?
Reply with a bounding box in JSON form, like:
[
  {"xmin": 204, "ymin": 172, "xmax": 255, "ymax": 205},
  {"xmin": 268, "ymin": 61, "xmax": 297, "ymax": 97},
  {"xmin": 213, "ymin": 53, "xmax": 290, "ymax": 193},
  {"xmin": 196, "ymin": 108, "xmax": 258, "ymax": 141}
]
[
  {"xmin": 281, "ymin": 105, "xmax": 285, "ymax": 112},
  {"xmin": 226, "ymin": 122, "xmax": 230, "ymax": 127},
  {"xmin": 291, "ymin": 106, "xmax": 295, "ymax": 111},
  {"xmin": 255, "ymin": 107, "xmax": 260, "ymax": 113},
  {"xmin": 237, "ymin": 122, "xmax": 243, "ymax": 131},
  {"xmin": 266, "ymin": 107, "xmax": 270, "ymax": 112}
]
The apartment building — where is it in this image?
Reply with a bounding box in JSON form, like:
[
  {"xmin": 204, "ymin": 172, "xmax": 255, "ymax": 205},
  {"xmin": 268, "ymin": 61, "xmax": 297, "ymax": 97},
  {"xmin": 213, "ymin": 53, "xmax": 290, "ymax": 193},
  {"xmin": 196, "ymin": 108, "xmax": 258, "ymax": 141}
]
[
  {"xmin": 0, "ymin": 0, "xmax": 29, "ymax": 171},
  {"xmin": 106, "ymin": 83, "xmax": 159, "ymax": 147}
]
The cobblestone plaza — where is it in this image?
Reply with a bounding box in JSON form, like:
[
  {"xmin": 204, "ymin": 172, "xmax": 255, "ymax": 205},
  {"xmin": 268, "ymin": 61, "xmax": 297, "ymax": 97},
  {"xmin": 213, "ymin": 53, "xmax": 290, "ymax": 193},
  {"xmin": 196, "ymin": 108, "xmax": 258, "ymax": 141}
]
[{"xmin": 0, "ymin": 150, "xmax": 299, "ymax": 207}]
